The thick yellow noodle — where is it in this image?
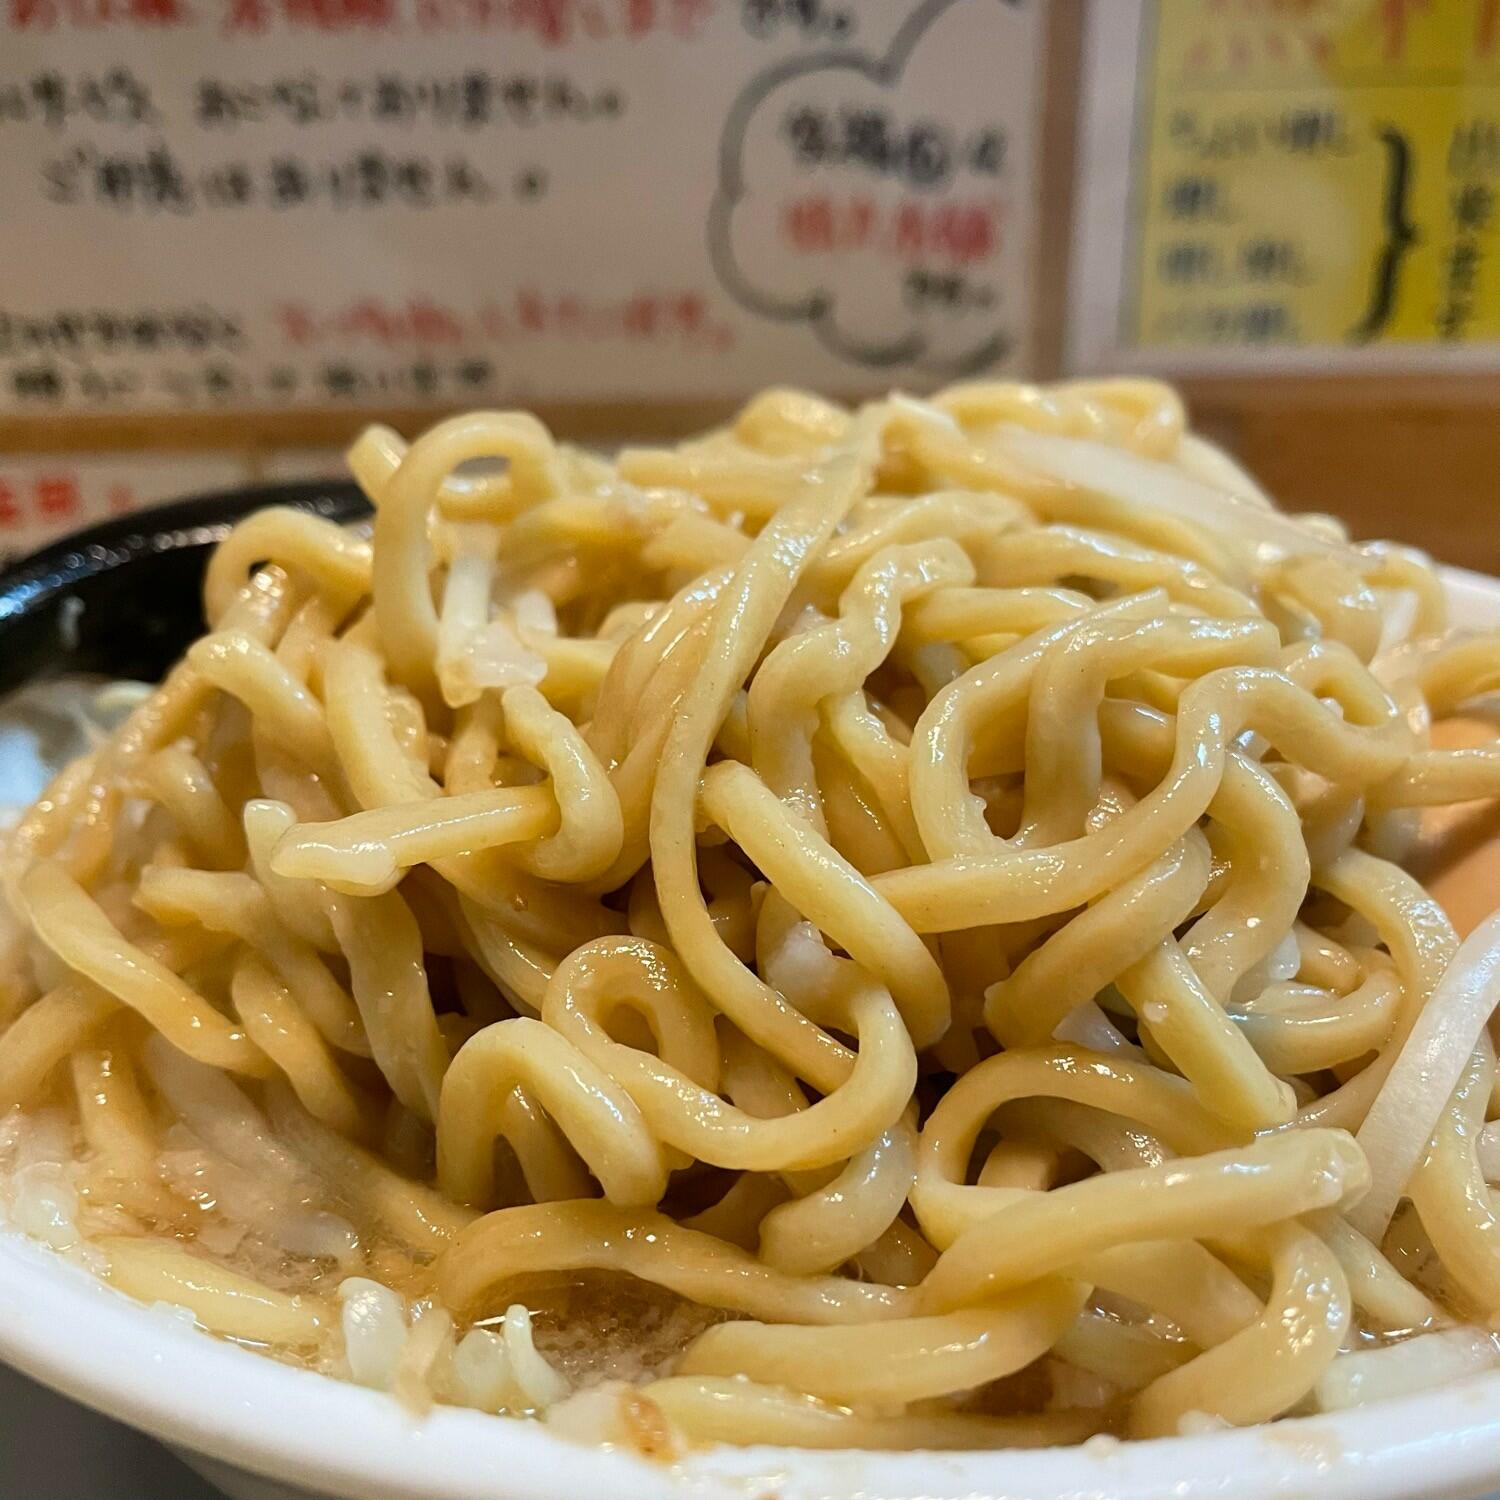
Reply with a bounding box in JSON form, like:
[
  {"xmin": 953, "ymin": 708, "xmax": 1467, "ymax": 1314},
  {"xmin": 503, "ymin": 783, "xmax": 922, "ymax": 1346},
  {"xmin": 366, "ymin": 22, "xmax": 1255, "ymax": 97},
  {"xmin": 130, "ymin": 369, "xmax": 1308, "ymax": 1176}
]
[{"xmin": 1, "ymin": 378, "xmax": 1499, "ymax": 1453}]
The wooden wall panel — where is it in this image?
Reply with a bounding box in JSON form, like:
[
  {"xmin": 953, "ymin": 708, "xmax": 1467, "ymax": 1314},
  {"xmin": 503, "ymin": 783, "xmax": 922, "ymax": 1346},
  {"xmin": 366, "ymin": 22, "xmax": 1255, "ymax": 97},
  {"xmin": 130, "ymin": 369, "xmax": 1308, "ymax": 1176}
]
[{"xmin": 1187, "ymin": 377, "xmax": 1500, "ymax": 574}]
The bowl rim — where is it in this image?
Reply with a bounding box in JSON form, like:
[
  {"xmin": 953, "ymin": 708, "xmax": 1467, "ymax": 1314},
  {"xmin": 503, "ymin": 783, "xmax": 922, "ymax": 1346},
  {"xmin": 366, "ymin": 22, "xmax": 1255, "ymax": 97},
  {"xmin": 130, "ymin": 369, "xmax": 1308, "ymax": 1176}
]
[
  {"xmin": 0, "ymin": 480, "xmax": 369, "ymax": 616},
  {"xmin": 1, "ymin": 563, "xmax": 1498, "ymax": 1500},
  {"xmin": 6, "ymin": 1222, "xmax": 1500, "ymax": 1500}
]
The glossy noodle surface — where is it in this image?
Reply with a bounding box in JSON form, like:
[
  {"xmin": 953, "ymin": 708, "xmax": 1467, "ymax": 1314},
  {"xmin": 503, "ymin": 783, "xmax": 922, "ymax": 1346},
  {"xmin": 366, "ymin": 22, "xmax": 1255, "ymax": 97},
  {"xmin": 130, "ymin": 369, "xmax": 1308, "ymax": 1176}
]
[{"xmin": 2, "ymin": 381, "xmax": 1499, "ymax": 1451}]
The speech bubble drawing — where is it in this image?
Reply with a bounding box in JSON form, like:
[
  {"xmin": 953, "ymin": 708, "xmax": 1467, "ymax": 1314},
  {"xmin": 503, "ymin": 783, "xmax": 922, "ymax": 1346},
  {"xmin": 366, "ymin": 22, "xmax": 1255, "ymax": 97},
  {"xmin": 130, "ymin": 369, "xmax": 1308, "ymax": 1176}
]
[{"xmin": 709, "ymin": 0, "xmax": 1038, "ymax": 377}]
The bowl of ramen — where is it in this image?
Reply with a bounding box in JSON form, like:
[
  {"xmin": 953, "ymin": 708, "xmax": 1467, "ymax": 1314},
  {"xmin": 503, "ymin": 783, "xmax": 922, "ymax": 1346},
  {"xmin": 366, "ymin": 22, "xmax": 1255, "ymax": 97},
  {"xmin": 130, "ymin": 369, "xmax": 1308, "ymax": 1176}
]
[{"xmin": 1, "ymin": 382, "xmax": 1498, "ymax": 1500}]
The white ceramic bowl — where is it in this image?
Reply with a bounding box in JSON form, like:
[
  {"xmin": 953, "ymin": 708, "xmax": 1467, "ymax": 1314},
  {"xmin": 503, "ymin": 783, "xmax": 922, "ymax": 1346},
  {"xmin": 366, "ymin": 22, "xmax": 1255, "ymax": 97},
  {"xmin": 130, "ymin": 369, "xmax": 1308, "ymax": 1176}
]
[{"xmin": 3, "ymin": 568, "xmax": 1499, "ymax": 1500}]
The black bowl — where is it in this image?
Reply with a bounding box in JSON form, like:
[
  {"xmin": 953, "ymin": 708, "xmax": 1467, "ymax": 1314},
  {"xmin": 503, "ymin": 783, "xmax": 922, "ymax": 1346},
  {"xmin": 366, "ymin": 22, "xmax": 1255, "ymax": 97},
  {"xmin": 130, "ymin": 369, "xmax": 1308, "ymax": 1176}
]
[{"xmin": 0, "ymin": 481, "xmax": 370, "ymax": 695}]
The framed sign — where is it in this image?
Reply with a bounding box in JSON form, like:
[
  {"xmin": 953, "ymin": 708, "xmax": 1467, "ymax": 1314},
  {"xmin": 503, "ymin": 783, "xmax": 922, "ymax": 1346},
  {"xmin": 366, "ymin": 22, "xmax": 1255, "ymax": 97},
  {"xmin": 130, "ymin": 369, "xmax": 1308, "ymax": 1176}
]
[{"xmin": 1071, "ymin": 0, "xmax": 1500, "ymax": 373}]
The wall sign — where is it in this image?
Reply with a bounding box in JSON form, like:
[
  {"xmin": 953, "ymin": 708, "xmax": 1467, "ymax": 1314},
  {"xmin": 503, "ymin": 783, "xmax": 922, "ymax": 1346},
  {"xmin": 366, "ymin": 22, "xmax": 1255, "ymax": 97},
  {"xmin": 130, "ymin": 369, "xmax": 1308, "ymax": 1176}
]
[
  {"xmin": 1072, "ymin": 0, "xmax": 1500, "ymax": 373},
  {"xmin": 0, "ymin": 0, "xmax": 1048, "ymax": 418}
]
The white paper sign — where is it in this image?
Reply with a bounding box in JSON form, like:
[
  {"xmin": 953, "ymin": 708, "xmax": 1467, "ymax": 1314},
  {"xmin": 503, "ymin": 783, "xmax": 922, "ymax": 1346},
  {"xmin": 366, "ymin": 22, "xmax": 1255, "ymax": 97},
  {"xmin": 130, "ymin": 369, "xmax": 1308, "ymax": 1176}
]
[{"xmin": 0, "ymin": 0, "xmax": 1046, "ymax": 417}]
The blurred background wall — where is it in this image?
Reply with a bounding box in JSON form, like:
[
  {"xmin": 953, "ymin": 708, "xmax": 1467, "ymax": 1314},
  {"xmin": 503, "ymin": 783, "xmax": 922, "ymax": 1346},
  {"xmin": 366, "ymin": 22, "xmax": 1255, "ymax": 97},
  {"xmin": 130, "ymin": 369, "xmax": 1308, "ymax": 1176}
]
[{"xmin": 0, "ymin": 0, "xmax": 1495, "ymax": 567}]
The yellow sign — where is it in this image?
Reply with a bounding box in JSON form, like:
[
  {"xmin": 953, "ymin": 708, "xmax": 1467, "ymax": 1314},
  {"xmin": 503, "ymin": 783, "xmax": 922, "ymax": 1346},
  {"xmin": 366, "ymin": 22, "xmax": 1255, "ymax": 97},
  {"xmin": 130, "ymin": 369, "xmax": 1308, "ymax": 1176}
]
[{"xmin": 1132, "ymin": 0, "xmax": 1500, "ymax": 351}]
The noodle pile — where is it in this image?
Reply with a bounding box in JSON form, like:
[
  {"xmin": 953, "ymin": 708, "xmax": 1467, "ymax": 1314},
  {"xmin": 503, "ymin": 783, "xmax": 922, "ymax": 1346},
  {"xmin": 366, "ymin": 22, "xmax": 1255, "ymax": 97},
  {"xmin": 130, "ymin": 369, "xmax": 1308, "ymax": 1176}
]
[{"xmin": 2, "ymin": 381, "xmax": 1500, "ymax": 1452}]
